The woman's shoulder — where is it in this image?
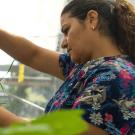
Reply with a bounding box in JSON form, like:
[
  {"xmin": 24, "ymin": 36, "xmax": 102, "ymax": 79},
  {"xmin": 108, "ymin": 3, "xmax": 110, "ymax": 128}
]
[
  {"xmin": 102, "ymin": 55, "xmax": 135, "ymax": 76},
  {"xmin": 85, "ymin": 55, "xmax": 135, "ymax": 85},
  {"xmin": 88, "ymin": 55, "xmax": 135, "ymax": 75},
  {"xmin": 59, "ymin": 53, "xmax": 75, "ymax": 78}
]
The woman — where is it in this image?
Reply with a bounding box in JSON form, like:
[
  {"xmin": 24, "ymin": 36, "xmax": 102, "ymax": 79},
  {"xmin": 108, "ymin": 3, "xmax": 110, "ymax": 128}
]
[{"xmin": 0, "ymin": 0, "xmax": 135, "ymax": 134}]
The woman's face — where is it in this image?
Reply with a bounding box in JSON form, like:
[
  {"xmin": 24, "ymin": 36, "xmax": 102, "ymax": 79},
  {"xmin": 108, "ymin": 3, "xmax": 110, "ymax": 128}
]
[{"xmin": 61, "ymin": 13, "xmax": 96, "ymax": 64}]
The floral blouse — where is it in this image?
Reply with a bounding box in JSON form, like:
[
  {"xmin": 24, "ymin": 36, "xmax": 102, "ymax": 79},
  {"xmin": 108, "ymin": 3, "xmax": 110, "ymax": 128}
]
[{"xmin": 45, "ymin": 54, "xmax": 135, "ymax": 135}]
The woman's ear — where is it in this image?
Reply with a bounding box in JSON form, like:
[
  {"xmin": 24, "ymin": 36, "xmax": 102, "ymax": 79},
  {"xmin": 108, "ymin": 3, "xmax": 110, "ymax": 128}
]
[{"xmin": 86, "ymin": 10, "xmax": 99, "ymax": 30}]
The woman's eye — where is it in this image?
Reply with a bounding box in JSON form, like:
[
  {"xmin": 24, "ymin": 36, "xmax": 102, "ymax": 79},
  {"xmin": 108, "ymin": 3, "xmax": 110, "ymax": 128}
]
[{"xmin": 63, "ymin": 28, "xmax": 69, "ymax": 35}]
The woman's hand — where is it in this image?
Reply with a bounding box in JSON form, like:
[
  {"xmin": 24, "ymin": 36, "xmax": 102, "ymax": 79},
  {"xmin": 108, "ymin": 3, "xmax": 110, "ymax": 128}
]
[{"xmin": 0, "ymin": 106, "xmax": 29, "ymax": 127}]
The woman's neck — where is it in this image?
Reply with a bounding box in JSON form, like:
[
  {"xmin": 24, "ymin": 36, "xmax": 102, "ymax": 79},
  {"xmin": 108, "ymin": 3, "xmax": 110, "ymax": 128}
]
[{"xmin": 91, "ymin": 36, "xmax": 122, "ymax": 60}]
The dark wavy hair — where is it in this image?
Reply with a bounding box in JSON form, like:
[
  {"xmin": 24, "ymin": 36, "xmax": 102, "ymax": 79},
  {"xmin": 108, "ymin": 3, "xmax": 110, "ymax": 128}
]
[{"xmin": 61, "ymin": 0, "xmax": 135, "ymax": 63}]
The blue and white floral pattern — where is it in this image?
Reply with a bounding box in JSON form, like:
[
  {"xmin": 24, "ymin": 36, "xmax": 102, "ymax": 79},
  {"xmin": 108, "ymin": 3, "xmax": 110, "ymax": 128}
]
[{"xmin": 45, "ymin": 53, "xmax": 135, "ymax": 135}]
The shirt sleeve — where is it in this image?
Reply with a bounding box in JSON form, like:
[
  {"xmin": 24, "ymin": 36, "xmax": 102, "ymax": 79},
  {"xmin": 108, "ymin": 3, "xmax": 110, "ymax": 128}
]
[
  {"xmin": 72, "ymin": 68, "xmax": 135, "ymax": 135},
  {"xmin": 59, "ymin": 53, "xmax": 75, "ymax": 78}
]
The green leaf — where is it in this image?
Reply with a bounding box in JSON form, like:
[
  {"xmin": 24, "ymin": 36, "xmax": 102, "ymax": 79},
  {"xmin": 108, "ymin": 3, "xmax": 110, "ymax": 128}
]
[{"xmin": 0, "ymin": 109, "xmax": 87, "ymax": 135}]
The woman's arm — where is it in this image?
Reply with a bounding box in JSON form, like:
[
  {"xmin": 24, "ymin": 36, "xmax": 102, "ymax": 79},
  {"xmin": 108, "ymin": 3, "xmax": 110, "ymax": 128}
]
[
  {"xmin": 0, "ymin": 106, "xmax": 108, "ymax": 134},
  {"xmin": 0, "ymin": 30, "xmax": 64, "ymax": 80},
  {"xmin": 0, "ymin": 106, "xmax": 28, "ymax": 127}
]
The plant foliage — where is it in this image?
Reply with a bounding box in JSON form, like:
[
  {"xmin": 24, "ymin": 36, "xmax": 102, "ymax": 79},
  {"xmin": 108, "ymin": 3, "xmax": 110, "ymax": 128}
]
[{"xmin": 0, "ymin": 109, "xmax": 87, "ymax": 135}]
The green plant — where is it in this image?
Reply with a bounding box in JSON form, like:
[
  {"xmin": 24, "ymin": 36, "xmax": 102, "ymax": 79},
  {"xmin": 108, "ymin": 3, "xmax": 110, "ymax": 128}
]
[{"xmin": 0, "ymin": 109, "xmax": 87, "ymax": 135}]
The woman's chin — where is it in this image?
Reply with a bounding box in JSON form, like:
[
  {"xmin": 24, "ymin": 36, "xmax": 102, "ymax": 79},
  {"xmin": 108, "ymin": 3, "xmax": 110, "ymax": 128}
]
[{"xmin": 71, "ymin": 56, "xmax": 83, "ymax": 64}]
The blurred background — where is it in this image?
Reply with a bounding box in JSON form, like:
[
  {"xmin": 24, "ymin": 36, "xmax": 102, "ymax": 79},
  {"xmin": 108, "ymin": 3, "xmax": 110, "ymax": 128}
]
[{"xmin": 0, "ymin": 0, "xmax": 135, "ymax": 119}]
